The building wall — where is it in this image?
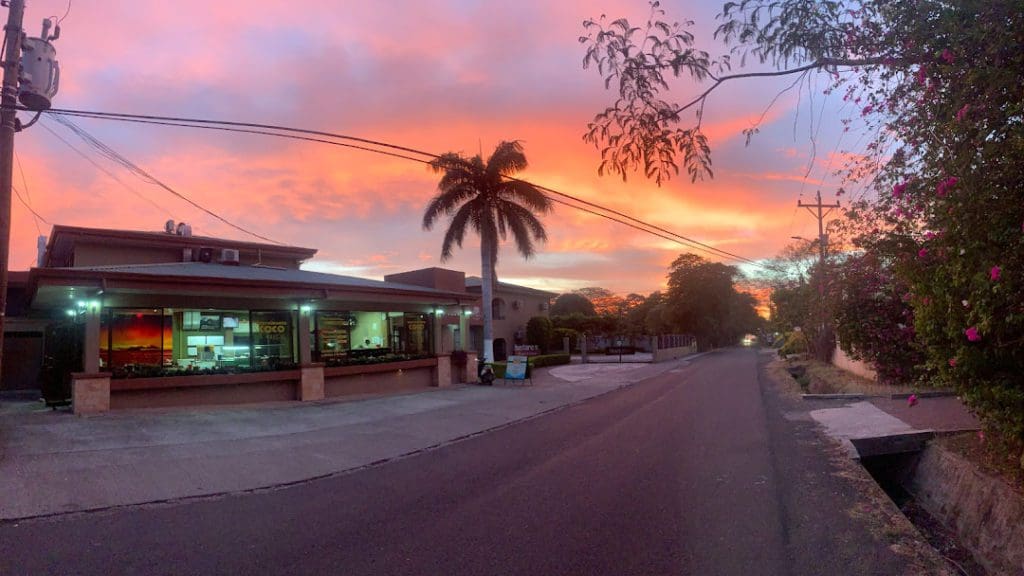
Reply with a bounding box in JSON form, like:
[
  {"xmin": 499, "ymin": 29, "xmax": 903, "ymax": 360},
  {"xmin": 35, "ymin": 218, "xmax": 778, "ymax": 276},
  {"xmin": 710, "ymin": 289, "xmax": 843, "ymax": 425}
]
[
  {"xmin": 491, "ymin": 291, "xmax": 552, "ymax": 348},
  {"xmin": 384, "ymin": 268, "xmax": 466, "ymax": 293},
  {"xmin": 74, "ymin": 243, "xmax": 183, "ymax": 267},
  {"xmin": 70, "ymin": 241, "xmax": 300, "ymax": 269},
  {"xmin": 110, "ymin": 379, "xmax": 298, "ymax": 409},
  {"xmin": 324, "ymin": 366, "xmax": 433, "ymax": 397}
]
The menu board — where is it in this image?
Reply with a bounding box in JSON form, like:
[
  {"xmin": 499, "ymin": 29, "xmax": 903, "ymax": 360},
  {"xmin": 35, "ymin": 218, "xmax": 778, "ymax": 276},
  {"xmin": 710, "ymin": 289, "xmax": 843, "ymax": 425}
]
[{"xmin": 318, "ymin": 313, "xmax": 352, "ymax": 358}]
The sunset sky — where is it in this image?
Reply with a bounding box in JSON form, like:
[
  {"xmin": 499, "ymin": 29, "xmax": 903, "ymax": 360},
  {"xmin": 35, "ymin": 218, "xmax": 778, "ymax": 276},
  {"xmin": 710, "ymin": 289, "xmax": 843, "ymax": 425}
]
[{"xmin": 12, "ymin": 0, "xmax": 861, "ymax": 296}]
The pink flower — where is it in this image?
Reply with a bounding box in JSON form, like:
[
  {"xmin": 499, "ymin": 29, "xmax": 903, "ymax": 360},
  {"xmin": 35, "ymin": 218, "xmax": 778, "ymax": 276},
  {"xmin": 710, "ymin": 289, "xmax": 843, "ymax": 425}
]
[
  {"xmin": 941, "ymin": 48, "xmax": 955, "ymax": 64},
  {"xmin": 925, "ymin": 231, "xmax": 937, "ymax": 240},
  {"xmin": 948, "ymin": 358, "xmax": 956, "ymax": 367},
  {"xmin": 861, "ymin": 104, "xmax": 874, "ymax": 116},
  {"xmin": 916, "ymin": 66, "xmax": 927, "ymax": 85},
  {"xmin": 965, "ymin": 326, "xmax": 981, "ymax": 342},
  {"xmin": 922, "ymin": 296, "xmax": 931, "ymax": 305},
  {"xmin": 990, "ymin": 266, "xmax": 1001, "ymax": 281},
  {"xmin": 978, "ymin": 430, "xmax": 985, "ymax": 442},
  {"xmin": 956, "ymin": 104, "xmax": 970, "ymax": 122},
  {"xmin": 907, "ymin": 394, "xmax": 918, "ymax": 407},
  {"xmin": 892, "ymin": 182, "xmax": 907, "ymax": 197},
  {"xmin": 918, "ymin": 248, "xmax": 928, "ymax": 259},
  {"xmin": 936, "ymin": 176, "xmax": 959, "ymax": 197}
]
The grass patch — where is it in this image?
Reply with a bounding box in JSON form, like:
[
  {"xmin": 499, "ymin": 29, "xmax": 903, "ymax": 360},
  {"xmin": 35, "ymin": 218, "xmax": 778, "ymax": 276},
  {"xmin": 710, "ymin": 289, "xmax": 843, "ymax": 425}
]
[{"xmin": 777, "ymin": 358, "xmax": 920, "ymax": 396}]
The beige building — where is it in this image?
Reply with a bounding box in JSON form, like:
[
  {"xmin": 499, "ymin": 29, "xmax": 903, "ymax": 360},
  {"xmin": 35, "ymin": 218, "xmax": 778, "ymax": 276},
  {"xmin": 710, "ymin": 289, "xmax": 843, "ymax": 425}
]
[
  {"xmin": 383, "ymin": 269, "xmax": 556, "ymax": 361},
  {"xmin": 464, "ymin": 277, "xmax": 556, "ymax": 360}
]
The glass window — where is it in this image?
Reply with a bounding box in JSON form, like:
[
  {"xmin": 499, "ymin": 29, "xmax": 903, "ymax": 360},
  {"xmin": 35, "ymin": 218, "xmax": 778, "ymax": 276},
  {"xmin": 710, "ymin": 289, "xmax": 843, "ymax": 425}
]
[
  {"xmin": 252, "ymin": 311, "xmax": 295, "ymax": 367},
  {"xmin": 106, "ymin": 309, "xmax": 168, "ymax": 370},
  {"xmin": 314, "ymin": 311, "xmax": 354, "ymax": 361},
  {"xmin": 170, "ymin": 309, "xmax": 249, "ymax": 370},
  {"xmin": 402, "ymin": 312, "xmax": 430, "ymax": 355}
]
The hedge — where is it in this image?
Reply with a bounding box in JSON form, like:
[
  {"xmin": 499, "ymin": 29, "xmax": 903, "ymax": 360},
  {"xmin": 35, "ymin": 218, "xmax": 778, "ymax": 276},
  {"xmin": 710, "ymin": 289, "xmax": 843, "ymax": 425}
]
[{"xmin": 489, "ymin": 353, "xmax": 571, "ymax": 378}]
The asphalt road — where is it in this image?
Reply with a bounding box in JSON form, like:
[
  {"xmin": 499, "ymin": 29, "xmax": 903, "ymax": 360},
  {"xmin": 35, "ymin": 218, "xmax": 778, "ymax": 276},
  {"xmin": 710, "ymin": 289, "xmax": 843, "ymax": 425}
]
[{"xmin": 1, "ymin": 348, "xmax": 911, "ymax": 575}]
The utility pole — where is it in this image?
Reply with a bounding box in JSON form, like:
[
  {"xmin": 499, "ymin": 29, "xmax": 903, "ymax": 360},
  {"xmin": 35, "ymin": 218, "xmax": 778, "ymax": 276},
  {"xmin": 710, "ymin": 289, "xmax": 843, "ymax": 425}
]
[
  {"xmin": 797, "ymin": 190, "xmax": 840, "ymax": 360},
  {"xmin": 0, "ymin": 0, "xmax": 25, "ymax": 384},
  {"xmin": 798, "ymin": 190, "xmax": 840, "ymax": 269}
]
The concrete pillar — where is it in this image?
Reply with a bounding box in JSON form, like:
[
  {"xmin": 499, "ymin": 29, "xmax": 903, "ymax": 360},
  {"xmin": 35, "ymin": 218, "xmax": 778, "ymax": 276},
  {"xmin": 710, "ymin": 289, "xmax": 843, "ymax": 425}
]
[
  {"xmin": 72, "ymin": 373, "xmax": 110, "ymax": 415},
  {"xmin": 464, "ymin": 351, "xmax": 478, "ymax": 384},
  {"xmin": 432, "ymin": 309, "xmax": 444, "ymax": 355},
  {"xmin": 459, "ymin": 311, "xmax": 470, "ymax": 351},
  {"xmin": 82, "ymin": 305, "xmax": 101, "ymax": 374},
  {"xmin": 433, "ymin": 354, "xmax": 451, "ymax": 387},
  {"xmin": 299, "ymin": 363, "xmax": 325, "ymax": 401},
  {"xmin": 563, "ymin": 336, "xmax": 570, "ymax": 354},
  {"xmin": 297, "ymin": 307, "xmax": 312, "ymax": 365}
]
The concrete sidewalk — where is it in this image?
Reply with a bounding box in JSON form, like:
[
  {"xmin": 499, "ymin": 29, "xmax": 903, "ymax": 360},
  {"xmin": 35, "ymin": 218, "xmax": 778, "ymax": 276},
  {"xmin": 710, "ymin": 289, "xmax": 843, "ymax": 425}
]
[{"xmin": 0, "ymin": 355, "xmax": 704, "ymax": 521}]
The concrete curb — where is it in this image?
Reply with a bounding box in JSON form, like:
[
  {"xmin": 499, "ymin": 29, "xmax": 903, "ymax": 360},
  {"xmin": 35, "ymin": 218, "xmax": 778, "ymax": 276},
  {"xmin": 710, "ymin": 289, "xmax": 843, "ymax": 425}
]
[
  {"xmin": 802, "ymin": 390, "xmax": 957, "ymax": 401},
  {"xmin": 3, "ymin": 354, "xmax": 707, "ymax": 524}
]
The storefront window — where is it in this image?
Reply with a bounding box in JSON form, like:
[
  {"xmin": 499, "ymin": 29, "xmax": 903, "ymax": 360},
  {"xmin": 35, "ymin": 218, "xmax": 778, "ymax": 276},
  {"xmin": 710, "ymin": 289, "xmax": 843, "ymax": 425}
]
[
  {"xmin": 314, "ymin": 311, "xmax": 354, "ymax": 361},
  {"xmin": 252, "ymin": 311, "xmax": 295, "ymax": 367},
  {"xmin": 104, "ymin": 309, "xmax": 170, "ymax": 370},
  {"xmin": 170, "ymin": 309, "xmax": 250, "ymax": 370},
  {"xmin": 402, "ymin": 312, "xmax": 430, "ymax": 355}
]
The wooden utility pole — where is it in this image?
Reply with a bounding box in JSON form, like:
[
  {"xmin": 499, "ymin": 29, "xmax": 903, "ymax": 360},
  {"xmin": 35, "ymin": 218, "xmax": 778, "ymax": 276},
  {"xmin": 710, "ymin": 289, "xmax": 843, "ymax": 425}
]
[
  {"xmin": 798, "ymin": 190, "xmax": 840, "ymax": 268},
  {"xmin": 797, "ymin": 190, "xmax": 840, "ymax": 360},
  {"xmin": 0, "ymin": 0, "xmax": 25, "ymax": 384}
]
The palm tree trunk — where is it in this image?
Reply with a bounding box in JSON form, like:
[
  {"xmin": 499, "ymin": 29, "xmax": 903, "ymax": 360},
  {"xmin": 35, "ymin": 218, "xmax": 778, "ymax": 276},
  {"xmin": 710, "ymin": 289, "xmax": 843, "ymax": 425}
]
[{"xmin": 481, "ymin": 239, "xmax": 495, "ymax": 363}]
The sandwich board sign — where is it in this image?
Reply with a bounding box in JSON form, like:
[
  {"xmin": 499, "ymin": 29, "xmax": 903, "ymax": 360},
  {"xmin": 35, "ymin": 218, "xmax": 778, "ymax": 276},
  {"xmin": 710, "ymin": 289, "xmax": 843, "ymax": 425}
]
[{"xmin": 505, "ymin": 355, "xmax": 529, "ymax": 381}]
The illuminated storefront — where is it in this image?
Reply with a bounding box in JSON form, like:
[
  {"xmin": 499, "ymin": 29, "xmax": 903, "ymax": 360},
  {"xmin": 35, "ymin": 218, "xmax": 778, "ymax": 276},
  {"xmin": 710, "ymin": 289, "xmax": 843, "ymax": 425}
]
[{"xmin": 97, "ymin": 307, "xmax": 436, "ymax": 374}]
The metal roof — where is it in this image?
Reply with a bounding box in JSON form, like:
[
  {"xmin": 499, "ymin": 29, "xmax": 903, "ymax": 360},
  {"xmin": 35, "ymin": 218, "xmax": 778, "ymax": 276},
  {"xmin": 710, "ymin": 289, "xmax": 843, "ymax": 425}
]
[{"xmin": 37, "ymin": 262, "xmax": 472, "ymax": 299}]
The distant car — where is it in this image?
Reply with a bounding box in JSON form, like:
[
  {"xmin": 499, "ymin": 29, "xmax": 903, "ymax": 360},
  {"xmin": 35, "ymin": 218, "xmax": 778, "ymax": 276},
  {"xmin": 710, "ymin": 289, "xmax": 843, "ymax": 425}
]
[{"xmin": 742, "ymin": 336, "xmax": 755, "ymax": 346}]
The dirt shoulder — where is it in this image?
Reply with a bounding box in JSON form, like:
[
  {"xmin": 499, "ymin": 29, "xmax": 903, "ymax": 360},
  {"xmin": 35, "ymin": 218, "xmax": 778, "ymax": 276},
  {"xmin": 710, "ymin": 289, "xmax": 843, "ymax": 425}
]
[{"xmin": 759, "ymin": 352, "xmax": 955, "ymax": 576}]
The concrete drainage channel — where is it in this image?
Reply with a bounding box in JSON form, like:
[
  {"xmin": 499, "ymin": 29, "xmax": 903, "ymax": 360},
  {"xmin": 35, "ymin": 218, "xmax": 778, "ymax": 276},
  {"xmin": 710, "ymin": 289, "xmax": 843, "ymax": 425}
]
[{"xmin": 850, "ymin": 433, "xmax": 1024, "ymax": 576}]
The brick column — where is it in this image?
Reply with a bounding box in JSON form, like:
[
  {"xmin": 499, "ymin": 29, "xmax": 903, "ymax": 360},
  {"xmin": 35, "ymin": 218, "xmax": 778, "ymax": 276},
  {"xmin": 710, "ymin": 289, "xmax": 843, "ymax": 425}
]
[
  {"xmin": 72, "ymin": 372, "xmax": 110, "ymax": 415},
  {"xmin": 299, "ymin": 363, "xmax": 325, "ymax": 401},
  {"xmin": 464, "ymin": 351, "xmax": 478, "ymax": 384},
  {"xmin": 433, "ymin": 354, "xmax": 451, "ymax": 387}
]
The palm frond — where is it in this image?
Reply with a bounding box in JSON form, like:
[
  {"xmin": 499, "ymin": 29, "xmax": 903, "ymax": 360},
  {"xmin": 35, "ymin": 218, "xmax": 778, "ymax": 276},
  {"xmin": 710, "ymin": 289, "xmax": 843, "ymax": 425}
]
[
  {"xmin": 499, "ymin": 180, "xmax": 554, "ymax": 214},
  {"xmin": 439, "ymin": 202, "xmax": 475, "ymax": 261},
  {"xmin": 486, "ymin": 141, "xmax": 528, "ymax": 177}
]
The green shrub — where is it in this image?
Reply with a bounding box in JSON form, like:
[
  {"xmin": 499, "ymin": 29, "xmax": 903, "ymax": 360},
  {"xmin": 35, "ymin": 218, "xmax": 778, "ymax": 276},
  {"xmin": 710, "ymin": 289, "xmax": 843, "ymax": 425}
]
[
  {"xmin": 551, "ymin": 328, "xmax": 578, "ymax": 352},
  {"xmin": 778, "ymin": 331, "xmax": 808, "ymax": 357},
  {"xmin": 526, "ymin": 316, "xmax": 554, "ymax": 353},
  {"xmin": 487, "ymin": 353, "xmax": 571, "ymax": 379}
]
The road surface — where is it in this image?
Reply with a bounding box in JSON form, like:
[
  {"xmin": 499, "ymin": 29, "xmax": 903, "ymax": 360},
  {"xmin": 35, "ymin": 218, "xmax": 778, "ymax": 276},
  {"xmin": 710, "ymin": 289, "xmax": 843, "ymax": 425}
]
[{"xmin": 1, "ymin": 348, "xmax": 914, "ymax": 575}]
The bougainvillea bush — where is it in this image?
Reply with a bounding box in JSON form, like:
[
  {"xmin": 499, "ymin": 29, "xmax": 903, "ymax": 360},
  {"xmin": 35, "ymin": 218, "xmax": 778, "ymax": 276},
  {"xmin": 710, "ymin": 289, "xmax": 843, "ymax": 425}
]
[
  {"xmin": 829, "ymin": 253, "xmax": 923, "ymax": 385},
  {"xmin": 580, "ymin": 0, "xmax": 1024, "ymax": 458}
]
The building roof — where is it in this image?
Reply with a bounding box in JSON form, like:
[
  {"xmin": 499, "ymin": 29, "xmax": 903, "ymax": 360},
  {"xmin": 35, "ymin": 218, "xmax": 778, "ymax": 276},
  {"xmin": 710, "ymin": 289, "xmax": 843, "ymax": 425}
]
[
  {"xmin": 465, "ymin": 277, "xmax": 557, "ymax": 298},
  {"xmin": 43, "ymin": 224, "xmax": 318, "ymax": 267},
  {"xmin": 30, "ymin": 262, "xmax": 474, "ymax": 304}
]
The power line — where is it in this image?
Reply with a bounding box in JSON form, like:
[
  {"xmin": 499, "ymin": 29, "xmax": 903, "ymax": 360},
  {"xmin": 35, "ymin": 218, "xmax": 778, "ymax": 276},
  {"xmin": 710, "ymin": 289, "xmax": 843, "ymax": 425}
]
[
  {"xmin": 39, "ymin": 107, "xmax": 773, "ymax": 268},
  {"xmin": 46, "ymin": 114, "xmax": 283, "ymax": 245},
  {"xmin": 13, "ymin": 150, "xmax": 40, "ymax": 233},
  {"xmin": 38, "ymin": 119, "xmax": 174, "ymax": 216}
]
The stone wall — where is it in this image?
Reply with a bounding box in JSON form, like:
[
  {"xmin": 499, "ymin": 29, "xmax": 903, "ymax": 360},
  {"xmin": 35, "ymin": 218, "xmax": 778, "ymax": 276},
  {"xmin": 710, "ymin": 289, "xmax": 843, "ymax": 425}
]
[{"xmin": 911, "ymin": 443, "xmax": 1024, "ymax": 575}]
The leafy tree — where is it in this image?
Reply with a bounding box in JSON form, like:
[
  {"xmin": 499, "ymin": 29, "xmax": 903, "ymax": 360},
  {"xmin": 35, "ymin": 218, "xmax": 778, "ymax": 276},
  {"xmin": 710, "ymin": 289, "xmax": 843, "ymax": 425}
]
[
  {"xmin": 664, "ymin": 254, "xmax": 762, "ymax": 347},
  {"xmin": 582, "ymin": 0, "xmax": 1024, "ymax": 454},
  {"xmin": 550, "ymin": 293, "xmax": 597, "ymax": 316},
  {"xmin": 423, "ymin": 141, "xmax": 553, "ymax": 363},
  {"xmin": 526, "ymin": 316, "xmax": 554, "ymax": 354}
]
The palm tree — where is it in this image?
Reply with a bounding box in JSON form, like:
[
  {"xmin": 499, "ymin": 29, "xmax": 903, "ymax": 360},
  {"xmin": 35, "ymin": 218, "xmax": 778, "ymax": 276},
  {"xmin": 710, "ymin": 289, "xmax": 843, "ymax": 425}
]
[{"xmin": 423, "ymin": 141, "xmax": 553, "ymax": 363}]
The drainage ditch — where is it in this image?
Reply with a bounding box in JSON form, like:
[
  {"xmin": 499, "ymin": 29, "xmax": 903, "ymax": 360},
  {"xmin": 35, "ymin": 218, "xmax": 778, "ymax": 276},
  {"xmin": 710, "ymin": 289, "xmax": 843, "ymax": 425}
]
[{"xmin": 855, "ymin": 445, "xmax": 988, "ymax": 576}]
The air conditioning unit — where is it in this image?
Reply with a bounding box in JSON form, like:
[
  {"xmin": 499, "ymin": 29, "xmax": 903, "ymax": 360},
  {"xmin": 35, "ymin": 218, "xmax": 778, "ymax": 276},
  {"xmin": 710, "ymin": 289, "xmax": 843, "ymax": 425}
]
[
  {"xmin": 219, "ymin": 248, "xmax": 240, "ymax": 265},
  {"xmin": 197, "ymin": 247, "xmax": 214, "ymax": 263}
]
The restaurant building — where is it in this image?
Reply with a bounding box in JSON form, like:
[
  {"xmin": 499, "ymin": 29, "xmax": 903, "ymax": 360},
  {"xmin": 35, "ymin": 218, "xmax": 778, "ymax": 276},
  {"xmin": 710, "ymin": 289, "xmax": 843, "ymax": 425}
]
[{"xmin": 5, "ymin": 224, "xmax": 481, "ymax": 414}]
